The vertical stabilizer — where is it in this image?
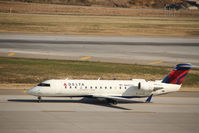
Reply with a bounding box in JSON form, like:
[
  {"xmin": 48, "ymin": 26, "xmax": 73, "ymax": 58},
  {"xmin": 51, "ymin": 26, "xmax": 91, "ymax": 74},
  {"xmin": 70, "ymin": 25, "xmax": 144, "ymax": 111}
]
[{"xmin": 162, "ymin": 64, "xmax": 192, "ymax": 85}]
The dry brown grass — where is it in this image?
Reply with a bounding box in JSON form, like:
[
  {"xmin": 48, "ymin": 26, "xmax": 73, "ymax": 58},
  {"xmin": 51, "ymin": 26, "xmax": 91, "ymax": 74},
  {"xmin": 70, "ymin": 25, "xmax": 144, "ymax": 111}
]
[
  {"xmin": 0, "ymin": 12, "xmax": 199, "ymax": 37},
  {"xmin": 0, "ymin": 1, "xmax": 199, "ymax": 37}
]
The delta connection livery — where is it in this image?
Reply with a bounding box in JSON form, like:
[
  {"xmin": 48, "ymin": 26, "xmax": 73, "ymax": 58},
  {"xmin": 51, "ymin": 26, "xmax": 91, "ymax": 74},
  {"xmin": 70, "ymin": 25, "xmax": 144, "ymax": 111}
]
[{"xmin": 28, "ymin": 64, "xmax": 195, "ymax": 104}]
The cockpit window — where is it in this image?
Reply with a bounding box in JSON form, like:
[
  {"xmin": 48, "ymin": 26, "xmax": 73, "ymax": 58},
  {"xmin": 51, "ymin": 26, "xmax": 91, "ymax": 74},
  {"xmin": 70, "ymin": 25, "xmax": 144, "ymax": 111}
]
[{"xmin": 37, "ymin": 83, "xmax": 50, "ymax": 87}]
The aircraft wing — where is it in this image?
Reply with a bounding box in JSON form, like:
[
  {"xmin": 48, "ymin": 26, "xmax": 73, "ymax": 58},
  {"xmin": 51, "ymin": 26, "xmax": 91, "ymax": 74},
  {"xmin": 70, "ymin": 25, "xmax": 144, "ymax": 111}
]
[{"xmin": 91, "ymin": 95, "xmax": 146, "ymax": 103}]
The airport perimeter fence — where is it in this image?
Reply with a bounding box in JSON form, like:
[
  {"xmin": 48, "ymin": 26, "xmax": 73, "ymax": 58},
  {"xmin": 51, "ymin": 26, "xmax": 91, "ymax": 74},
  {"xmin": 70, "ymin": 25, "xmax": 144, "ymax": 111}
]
[{"xmin": 0, "ymin": 1, "xmax": 199, "ymax": 17}]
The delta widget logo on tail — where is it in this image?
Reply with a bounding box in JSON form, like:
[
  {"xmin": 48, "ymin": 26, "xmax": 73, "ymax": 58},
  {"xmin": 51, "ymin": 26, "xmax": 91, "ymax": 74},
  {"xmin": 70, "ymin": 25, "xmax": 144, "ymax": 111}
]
[{"xmin": 162, "ymin": 64, "xmax": 192, "ymax": 84}]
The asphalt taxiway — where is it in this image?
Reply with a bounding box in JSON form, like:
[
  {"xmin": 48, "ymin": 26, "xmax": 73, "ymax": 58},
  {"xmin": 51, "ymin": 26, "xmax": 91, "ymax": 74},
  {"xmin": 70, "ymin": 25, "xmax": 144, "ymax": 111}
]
[
  {"xmin": 0, "ymin": 91, "xmax": 199, "ymax": 133},
  {"xmin": 0, "ymin": 33, "xmax": 199, "ymax": 65},
  {"xmin": 1, "ymin": 33, "xmax": 199, "ymax": 132}
]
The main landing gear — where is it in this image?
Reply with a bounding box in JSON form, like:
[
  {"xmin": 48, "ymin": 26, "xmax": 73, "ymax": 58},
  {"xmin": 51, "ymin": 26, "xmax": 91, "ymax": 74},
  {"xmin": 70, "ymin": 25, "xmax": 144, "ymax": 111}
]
[
  {"xmin": 107, "ymin": 99, "xmax": 118, "ymax": 105},
  {"xmin": 37, "ymin": 96, "xmax": 42, "ymax": 103}
]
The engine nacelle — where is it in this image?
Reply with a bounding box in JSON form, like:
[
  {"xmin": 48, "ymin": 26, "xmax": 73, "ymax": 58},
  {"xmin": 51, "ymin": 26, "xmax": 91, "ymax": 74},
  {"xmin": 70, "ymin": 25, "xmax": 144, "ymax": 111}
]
[
  {"xmin": 138, "ymin": 82, "xmax": 164, "ymax": 91},
  {"xmin": 138, "ymin": 82, "xmax": 153, "ymax": 91}
]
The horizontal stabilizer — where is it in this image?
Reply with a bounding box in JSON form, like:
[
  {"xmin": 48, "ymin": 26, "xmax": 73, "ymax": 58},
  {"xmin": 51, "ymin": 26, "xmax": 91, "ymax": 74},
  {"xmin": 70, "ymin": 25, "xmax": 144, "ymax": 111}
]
[{"xmin": 145, "ymin": 94, "xmax": 153, "ymax": 103}]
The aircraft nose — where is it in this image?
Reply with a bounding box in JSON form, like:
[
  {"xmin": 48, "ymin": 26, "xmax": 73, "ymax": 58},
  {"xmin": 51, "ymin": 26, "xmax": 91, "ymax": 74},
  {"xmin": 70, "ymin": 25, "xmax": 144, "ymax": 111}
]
[
  {"xmin": 27, "ymin": 88, "xmax": 34, "ymax": 95},
  {"xmin": 27, "ymin": 87, "xmax": 39, "ymax": 95}
]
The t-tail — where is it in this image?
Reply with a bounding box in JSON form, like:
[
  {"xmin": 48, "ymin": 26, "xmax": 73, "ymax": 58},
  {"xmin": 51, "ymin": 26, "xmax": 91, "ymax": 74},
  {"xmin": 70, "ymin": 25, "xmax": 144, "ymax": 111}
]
[{"xmin": 162, "ymin": 64, "xmax": 192, "ymax": 85}]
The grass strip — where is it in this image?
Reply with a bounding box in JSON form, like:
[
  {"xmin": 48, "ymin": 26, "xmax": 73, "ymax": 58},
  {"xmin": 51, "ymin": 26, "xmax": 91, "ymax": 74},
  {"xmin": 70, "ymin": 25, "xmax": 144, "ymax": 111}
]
[
  {"xmin": 0, "ymin": 13, "xmax": 199, "ymax": 37},
  {"xmin": 0, "ymin": 57, "xmax": 198, "ymax": 87}
]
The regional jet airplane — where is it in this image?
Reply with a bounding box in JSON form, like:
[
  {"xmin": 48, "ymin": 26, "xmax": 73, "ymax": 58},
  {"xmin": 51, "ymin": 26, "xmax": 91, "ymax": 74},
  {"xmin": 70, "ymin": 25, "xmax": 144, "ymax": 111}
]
[{"xmin": 28, "ymin": 64, "xmax": 195, "ymax": 104}]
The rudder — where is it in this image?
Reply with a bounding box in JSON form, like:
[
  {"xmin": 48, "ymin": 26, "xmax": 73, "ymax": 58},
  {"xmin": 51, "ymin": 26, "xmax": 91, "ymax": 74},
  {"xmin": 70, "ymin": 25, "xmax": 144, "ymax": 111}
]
[{"xmin": 162, "ymin": 64, "xmax": 192, "ymax": 85}]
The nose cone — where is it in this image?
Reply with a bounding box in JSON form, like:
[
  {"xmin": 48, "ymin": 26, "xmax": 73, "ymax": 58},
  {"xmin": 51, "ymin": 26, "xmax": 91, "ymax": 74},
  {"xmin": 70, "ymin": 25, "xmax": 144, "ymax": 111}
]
[
  {"xmin": 27, "ymin": 87, "xmax": 40, "ymax": 96},
  {"xmin": 27, "ymin": 88, "xmax": 33, "ymax": 95}
]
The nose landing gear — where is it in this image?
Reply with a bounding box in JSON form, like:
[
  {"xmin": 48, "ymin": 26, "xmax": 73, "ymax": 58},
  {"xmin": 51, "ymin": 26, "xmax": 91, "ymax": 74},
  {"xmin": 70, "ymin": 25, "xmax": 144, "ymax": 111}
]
[{"xmin": 37, "ymin": 96, "xmax": 42, "ymax": 103}]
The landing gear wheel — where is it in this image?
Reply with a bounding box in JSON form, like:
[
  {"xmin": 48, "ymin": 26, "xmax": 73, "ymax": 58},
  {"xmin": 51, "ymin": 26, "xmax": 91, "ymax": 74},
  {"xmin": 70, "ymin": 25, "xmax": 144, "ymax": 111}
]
[
  {"xmin": 38, "ymin": 96, "xmax": 42, "ymax": 103},
  {"xmin": 111, "ymin": 100, "xmax": 117, "ymax": 105},
  {"xmin": 107, "ymin": 99, "xmax": 118, "ymax": 105}
]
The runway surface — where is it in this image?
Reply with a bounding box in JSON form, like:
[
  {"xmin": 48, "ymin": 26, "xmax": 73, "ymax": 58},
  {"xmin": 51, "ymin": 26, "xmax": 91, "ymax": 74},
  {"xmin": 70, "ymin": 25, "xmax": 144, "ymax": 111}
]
[
  {"xmin": 0, "ymin": 91, "xmax": 199, "ymax": 133},
  {"xmin": 0, "ymin": 33, "xmax": 199, "ymax": 65}
]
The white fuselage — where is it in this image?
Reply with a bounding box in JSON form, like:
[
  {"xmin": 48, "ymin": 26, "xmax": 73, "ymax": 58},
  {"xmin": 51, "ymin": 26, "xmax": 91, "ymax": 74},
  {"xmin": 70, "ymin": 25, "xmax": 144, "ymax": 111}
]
[{"xmin": 28, "ymin": 79, "xmax": 181, "ymax": 98}]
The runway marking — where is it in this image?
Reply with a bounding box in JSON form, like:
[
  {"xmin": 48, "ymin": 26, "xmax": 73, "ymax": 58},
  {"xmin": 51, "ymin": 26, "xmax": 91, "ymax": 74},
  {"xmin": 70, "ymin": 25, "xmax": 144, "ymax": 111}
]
[
  {"xmin": 23, "ymin": 90, "xmax": 27, "ymax": 93},
  {"xmin": 7, "ymin": 52, "xmax": 16, "ymax": 56},
  {"xmin": 148, "ymin": 60, "xmax": 165, "ymax": 65},
  {"xmin": 80, "ymin": 56, "xmax": 92, "ymax": 60}
]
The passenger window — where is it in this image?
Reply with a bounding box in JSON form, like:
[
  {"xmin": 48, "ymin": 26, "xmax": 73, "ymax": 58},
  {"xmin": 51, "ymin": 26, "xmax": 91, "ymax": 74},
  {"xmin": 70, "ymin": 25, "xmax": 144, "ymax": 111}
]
[
  {"xmin": 95, "ymin": 86, "xmax": 97, "ymax": 89},
  {"xmin": 110, "ymin": 87, "xmax": 112, "ymax": 89}
]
